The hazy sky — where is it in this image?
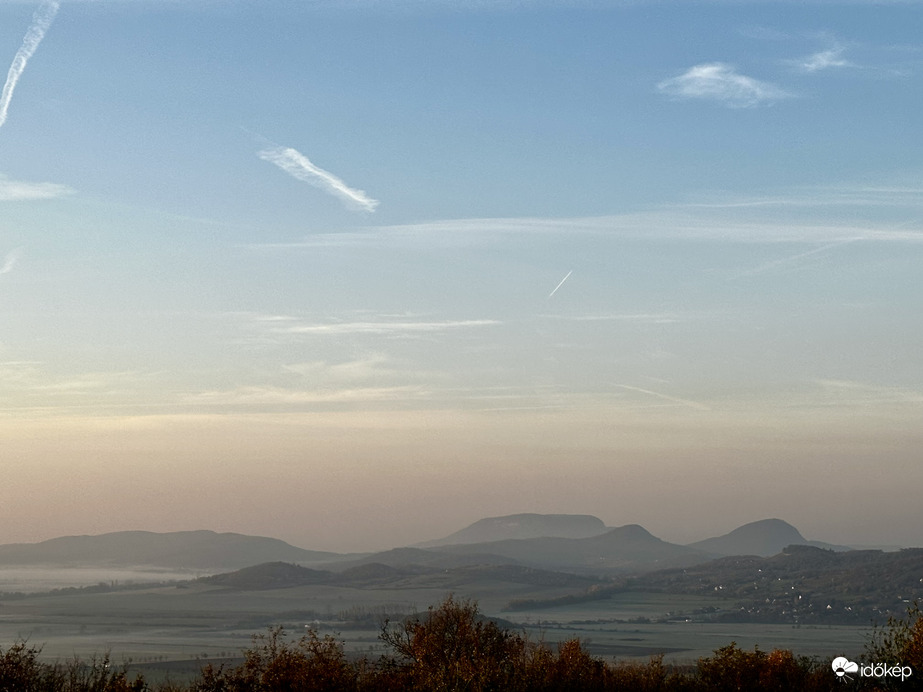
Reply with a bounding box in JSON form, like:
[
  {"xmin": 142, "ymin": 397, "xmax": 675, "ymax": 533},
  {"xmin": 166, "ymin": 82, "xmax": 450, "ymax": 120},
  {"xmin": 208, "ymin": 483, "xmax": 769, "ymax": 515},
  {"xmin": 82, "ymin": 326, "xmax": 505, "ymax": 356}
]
[{"xmin": 1, "ymin": 0, "xmax": 921, "ymax": 553}]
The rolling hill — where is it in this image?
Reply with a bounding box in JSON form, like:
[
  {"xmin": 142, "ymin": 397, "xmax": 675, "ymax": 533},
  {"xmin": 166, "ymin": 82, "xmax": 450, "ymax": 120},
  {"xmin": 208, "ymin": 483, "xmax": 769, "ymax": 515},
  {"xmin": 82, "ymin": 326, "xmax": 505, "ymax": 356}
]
[
  {"xmin": 0, "ymin": 530, "xmax": 344, "ymax": 570},
  {"xmin": 429, "ymin": 524, "xmax": 712, "ymax": 575},
  {"xmin": 688, "ymin": 519, "xmax": 852, "ymax": 557},
  {"xmin": 196, "ymin": 560, "xmax": 606, "ymax": 592},
  {"xmin": 418, "ymin": 513, "xmax": 609, "ymax": 547}
]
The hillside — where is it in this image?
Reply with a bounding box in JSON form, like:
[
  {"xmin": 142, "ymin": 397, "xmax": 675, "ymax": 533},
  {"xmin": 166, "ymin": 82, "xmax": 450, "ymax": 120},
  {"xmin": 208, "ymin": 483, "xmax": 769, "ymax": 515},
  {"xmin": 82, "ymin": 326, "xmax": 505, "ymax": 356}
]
[
  {"xmin": 200, "ymin": 561, "xmax": 334, "ymax": 589},
  {"xmin": 419, "ymin": 513, "xmax": 608, "ymax": 547},
  {"xmin": 327, "ymin": 546, "xmax": 526, "ymax": 572},
  {"xmin": 509, "ymin": 545, "xmax": 923, "ymax": 624},
  {"xmin": 197, "ymin": 560, "xmax": 606, "ymax": 591},
  {"xmin": 688, "ymin": 519, "xmax": 852, "ymax": 557},
  {"xmin": 431, "ymin": 524, "xmax": 711, "ymax": 575},
  {"xmin": 0, "ymin": 530, "xmax": 343, "ymax": 570},
  {"xmin": 636, "ymin": 545, "xmax": 923, "ymax": 623}
]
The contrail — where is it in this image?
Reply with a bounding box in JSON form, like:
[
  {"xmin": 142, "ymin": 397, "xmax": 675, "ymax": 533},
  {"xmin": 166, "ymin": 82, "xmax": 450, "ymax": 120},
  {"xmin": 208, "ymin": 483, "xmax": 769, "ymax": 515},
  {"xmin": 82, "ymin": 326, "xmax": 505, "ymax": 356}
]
[
  {"xmin": 258, "ymin": 145, "xmax": 378, "ymax": 213},
  {"xmin": 0, "ymin": 0, "xmax": 60, "ymax": 133},
  {"xmin": 729, "ymin": 238, "xmax": 859, "ymax": 280},
  {"xmin": 548, "ymin": 270, "xmax": 572, "ymax": 298},
  {"xmin": 614, "ymin": 383, "xmax": 711, "ymax": 411}
]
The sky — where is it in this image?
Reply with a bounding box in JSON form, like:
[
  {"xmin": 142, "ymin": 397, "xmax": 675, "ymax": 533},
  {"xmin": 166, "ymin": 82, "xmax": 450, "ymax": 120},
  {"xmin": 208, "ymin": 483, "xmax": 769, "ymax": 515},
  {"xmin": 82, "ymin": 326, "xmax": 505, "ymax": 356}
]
[{"xmin": 1, "ymin": 0, "xmax": 921, "ymax": 553}]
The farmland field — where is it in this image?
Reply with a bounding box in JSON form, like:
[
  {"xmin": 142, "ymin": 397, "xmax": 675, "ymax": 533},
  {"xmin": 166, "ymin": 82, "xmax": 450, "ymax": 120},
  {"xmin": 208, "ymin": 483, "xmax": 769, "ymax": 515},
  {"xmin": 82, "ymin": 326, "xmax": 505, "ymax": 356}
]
[{"xmin": 0, "ymin": 575, "xmax": 871, "ymax": 671}]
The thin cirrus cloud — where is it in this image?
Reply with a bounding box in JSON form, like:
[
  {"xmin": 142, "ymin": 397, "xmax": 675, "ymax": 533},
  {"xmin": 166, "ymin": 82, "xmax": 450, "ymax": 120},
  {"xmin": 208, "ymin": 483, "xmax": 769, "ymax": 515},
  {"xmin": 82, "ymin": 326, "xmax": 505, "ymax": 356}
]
[
  {"xmin": 258, "ymin": 145, "xmax": 379, "ymax": 213},
  {"xmin": 657, "ymin": 63, "xmax": 792, "ymax": 108},
  {"xmin": 279, "ymin": 319, "xmax": 500, "ymax": 336},
  {"xmin": 0, "ymin": 248, "xmax": 21, "ymax": 275},
  {"xmin": 790, "ymin": 47, "xmax": 853, "ymax": 73},
  {"xmin": 726, "ymin": 238, "xmax": 860, "ymax": 280},
  {"xmin": 0, "ymin": 175, "xmax": 74, "ymax": 201},
  {"xmin": 187, "ymin": 385, "xmax": 429, "ymax": 407},
  {"xmin": 0, "ymin": 0, "xmax": 60, "ymax": 133}
]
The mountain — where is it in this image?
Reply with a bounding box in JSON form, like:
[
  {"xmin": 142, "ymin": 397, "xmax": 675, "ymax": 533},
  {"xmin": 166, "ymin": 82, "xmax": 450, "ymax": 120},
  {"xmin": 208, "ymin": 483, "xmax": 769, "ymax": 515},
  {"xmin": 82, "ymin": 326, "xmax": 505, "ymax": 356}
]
[
  {"xmin": 687, "ymin": 519, "xmax": 851, "ymax": 557},
  {"xmin": 0, "ymin": 530, "xmax": 343, "ymax": 570},
  {"xmin": 431, "ymin": 524, "xmax": 710, "ymax": 575},
  {"xmin": 419, "ymin": 513, "xmax": 609, "ymax": 547}
]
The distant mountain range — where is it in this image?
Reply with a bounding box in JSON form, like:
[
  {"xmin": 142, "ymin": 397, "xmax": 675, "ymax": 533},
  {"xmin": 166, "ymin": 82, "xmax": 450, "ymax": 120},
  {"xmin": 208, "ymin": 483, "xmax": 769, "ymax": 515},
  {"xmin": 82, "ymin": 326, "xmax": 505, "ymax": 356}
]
[
  {"xmin": 417, "ymin": 513, "xmax": 608, "ymax": 547},
  {"xmin": 426, "ymin": 524, "xmax": 708, "ymax": 574},
  {"xmin": 423, "ymin": 513, "xmax": 851, "ymax": 557},
  {"xmin": 0, "ymin": 515, "xmax": 856, "ymax": 575},
  {"xmin": 409, "ymin": 514, "xmax": 852, "ymax": 574},
  {"xmin": 0, "ymin": 530, "xmax": 341, "ymax": 570}
]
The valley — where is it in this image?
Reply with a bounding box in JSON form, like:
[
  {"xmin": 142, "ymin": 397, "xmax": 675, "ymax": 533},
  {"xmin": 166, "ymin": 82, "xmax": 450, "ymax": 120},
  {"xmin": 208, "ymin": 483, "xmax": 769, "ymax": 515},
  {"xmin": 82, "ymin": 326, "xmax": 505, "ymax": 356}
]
[{"xmin": 1, "ymin": 513, "xmax": 912, "ymax": 674}]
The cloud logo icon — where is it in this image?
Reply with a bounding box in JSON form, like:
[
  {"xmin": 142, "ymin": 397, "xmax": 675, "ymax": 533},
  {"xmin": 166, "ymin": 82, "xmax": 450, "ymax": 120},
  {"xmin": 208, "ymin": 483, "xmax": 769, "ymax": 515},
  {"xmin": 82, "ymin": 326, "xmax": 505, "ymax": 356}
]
[{"xmin": 832, "ymin": 657, "xmax": 859, "ymax": 678}]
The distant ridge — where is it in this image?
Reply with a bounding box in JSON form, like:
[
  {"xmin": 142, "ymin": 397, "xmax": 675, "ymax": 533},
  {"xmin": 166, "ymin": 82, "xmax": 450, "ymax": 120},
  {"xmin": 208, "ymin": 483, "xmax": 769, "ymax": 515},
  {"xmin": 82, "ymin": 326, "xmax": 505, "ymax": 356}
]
[
  {"xmin": 197, "ymin": 560, "xmax": 604, "ymax": 591},
  {"xmin": 0, "ymin": 518, "xmax": 853, "ymax": 577},
  {"xmin": 419, "ymin": 513, "xmax": 608, "ymax": 547},
  {"xmin": 200, "ymin": 561, "xmax": 333, "ymax": 589},
  {"xmin": 431, "ymin": 524, "xmax": 710, "ymax": 574},
  {"xmin": 0, "ymin": 530, "xmax": 342, "ymax": 570},
  {"xmin": 688, "ymin": 519, "xmax": 851, "ymax": 557}
]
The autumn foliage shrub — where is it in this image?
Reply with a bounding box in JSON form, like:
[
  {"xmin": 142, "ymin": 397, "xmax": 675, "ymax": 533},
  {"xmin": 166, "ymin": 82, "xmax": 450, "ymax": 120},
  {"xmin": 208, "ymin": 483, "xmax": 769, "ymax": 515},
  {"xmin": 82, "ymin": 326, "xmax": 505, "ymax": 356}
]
[
  {"xmin": 0, "ymin": 641, "xmax": 145, "ymax": 692},
  {"xmin": 192, "ymin": 627, "xmax": 356, "ymax": 692}
]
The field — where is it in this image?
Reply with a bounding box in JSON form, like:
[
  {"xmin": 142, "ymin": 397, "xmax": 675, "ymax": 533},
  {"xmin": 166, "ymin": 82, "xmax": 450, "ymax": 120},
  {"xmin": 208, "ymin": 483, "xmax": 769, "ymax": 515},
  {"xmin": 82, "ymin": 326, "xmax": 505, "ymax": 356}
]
[{"xmin": 0, "ymin": 569, "xmax": 872, "ymax": 678}]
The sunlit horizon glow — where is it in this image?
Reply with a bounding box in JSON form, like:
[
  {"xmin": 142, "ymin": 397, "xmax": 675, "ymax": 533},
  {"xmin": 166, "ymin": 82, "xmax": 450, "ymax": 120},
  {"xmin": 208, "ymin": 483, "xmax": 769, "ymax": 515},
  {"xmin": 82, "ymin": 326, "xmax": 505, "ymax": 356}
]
[{"xmin": 1, "ymin": 0, "xmax": 921, "ymax": 554}]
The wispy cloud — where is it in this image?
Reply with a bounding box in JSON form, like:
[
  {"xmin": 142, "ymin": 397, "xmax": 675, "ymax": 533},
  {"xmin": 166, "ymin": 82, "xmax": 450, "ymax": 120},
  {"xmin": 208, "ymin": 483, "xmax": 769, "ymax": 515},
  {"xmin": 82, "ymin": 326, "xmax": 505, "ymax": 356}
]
[
  {"xmin": 814, "ymin": 379, "xmax": 923, "ymax": 406},
  {"xmin": 0, "ymin": 175, "xmax": 74, "ymax": 200},
  {"xmin": 279, "ymin": 318, "xmax": 499, "ymax": 335},
  {"xmin": 187, "ymin": 385, "xmax": 429, "ymax": 408},
  {"xmin": 245, "ymin": 181, "xmax": 923, "ymax": 250},
  {"xmin": 657, "ymin": 63, "xmax": 792, "ymax": 108},
  {"xmin": 283, "ymin": 355, "xmax": 401, "ymax": 383},
  {"xmin": 728, "ymin": 239, "xmax": 860, "ymax": 280},
  {"xmin": 0, "ymin": 247, "xmax": 21, "ymax": 275},
  {"xmin": 232, "ymin": 313, "xmax": 502, "ymax": 348},
  {"xmin": 0, "ymin": 0, "xmax": 59, "ymax": 133},
  {"xmin": 543, "ymin": 312, "xmax": 688, "ymax": 324},
  {"xmin": 790, "ymin": 47, "xmax": 853, "ymax": 73},
  {"xmin": 249, "ymin": 212, "xmax": 923, "ymax": 250},
  {"xmin": 613, "ymin": 383, "xmax": 711, "ymax": 411},
  {"xmin": 677, "ymin": 184, "xmax": 923, "ymax": 211},
  {"xmin": 0, "ymin": 361, "xmax": 147, "ymax": 398},
  {"xmin": 258, "ymin": 145, "xmax": 378, "ymax": 212}
]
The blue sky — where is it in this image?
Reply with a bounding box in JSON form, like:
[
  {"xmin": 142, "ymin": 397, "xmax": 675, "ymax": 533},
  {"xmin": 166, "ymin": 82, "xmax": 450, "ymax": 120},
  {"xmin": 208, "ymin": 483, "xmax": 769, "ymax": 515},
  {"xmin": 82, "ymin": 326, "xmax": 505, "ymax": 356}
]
[{"xmin": 1, "ymin": 0, "xmax": 921, "ymax": 551}]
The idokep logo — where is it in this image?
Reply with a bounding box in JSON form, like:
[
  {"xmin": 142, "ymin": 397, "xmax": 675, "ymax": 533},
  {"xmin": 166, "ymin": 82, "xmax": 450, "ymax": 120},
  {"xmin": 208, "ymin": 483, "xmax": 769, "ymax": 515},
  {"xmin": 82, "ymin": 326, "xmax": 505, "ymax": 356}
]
[
  {"xmin": 832, "ymin": 656, "xmax": 912, "ymax": 682},
  {"xmin": 832, "ymin": 657, "xmax": 859, "ymax": 680}
]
